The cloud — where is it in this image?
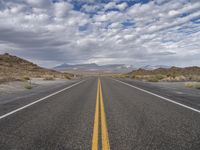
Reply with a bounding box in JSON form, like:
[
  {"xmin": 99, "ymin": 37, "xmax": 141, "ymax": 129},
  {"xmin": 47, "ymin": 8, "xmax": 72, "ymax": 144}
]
[
  {"xmin": 81, "ymin": 4, "xmax": 103, "ymax": 13},
  {"xmin": 0, "ymin": 0, "xmax": 200, "ymax": 67},
  {"xmin": 104, "ymin": 2, "xmax": 128, "ymax": 11},
  {"xmin": 117, "ymin": 2, "xmax": 128, "ymax": 11},
  {"xmin": 54, "ymin": 1, "xmax": 73, "ymax": 18},
  {"xmin": 25, "ymin": 0, "xmax": 52, "ymax": 8}
]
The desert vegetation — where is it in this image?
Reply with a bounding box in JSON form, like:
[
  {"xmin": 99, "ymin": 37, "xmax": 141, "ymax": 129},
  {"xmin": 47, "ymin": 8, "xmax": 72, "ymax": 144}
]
[
  {"xmin": 185, "ymin": 82, "xmax": 200, "ymax": 89},
  {"xmin": 43, "ymin": 76, "xmax": 55, "ymax": 81},
  {"xmin": 24, "ymin": 81, "xmax": 32, "ymax": 89},
  {"xmin": 125, "ymin": 66, "xmax": 200, "ymax": 82}
]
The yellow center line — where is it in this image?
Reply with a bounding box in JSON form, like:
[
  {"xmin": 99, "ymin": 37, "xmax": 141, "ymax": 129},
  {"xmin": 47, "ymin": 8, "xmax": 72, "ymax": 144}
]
[
  {"xmin": 99, "ymin": 79, "xmax": 110, "ymax": 150},
  {"xmin": 92, "ymin": 79, "xmax": 100, "ymax": 150},
  {"xmin": 92, "ymin": 79, "xmax": 110, "ymax": 150}
]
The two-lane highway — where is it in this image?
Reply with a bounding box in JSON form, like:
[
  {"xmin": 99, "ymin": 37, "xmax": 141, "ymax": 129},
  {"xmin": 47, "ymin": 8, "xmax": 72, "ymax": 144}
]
[{"xmin": 0, "ymin": 77, "xmax": 200, "ymax": 150}]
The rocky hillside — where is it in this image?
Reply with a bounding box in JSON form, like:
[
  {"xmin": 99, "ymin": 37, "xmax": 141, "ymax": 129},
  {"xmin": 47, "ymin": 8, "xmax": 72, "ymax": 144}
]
[
  {"xmin": 126, "ymin": 66, "xmax": 200, "ymax": 82},
  {"xmin": 0, "ymin": 53, "xmax": 73, "ymax": 83}
]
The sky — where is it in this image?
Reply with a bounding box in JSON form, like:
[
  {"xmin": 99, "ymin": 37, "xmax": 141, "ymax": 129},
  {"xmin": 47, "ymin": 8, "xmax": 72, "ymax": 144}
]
[{"xmin": 0, "ymin": 0, "xmax": 200, "ymax": 68}]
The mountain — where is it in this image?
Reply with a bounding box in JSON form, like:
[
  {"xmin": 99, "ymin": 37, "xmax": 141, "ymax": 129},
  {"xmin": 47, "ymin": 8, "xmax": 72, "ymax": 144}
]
[
  {"xmin": 53, "ymin": 63, "xmax": 134, "ymax": 73},
  {"xmin": 140, "ymin": 65, "xmax": 171, "ymax": 70},
  {"xmin": 0, "ymin": 53, "xmax": 72, "ymax": 83},
  {"xmin": 54, "ymin": 63, "xmax": 99, "ymax": 70}
]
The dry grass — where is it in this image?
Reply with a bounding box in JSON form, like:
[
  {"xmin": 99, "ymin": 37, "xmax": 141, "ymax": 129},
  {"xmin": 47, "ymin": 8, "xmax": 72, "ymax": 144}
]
[
  {"xmin": 43, "ymin": 76, "xmax": 55, "ymax": 80},
  {"xmin": 0, "ymin": 77, "xmax": 22, "ymax": 84},
  {"xmin": 22, "ymin": 76, "xmax": 31, "ymax": 81},
  {"xmin": 63, "ymin": 74, "xmax": 71, "ymax": 79},
  {"xmin": 24, "ymin": 81, "xmax": 32, "ymax": 89},
  {"xmin": 112, "ymin": 74, "xmax": 129, "ymax": 78},
  {"xmin": 185, "ymin": 82, "xmax": 200, "ymax": 89},
  {"xmin": 146, "ymin": 78, "xmax": 159, "ymax": 82}
]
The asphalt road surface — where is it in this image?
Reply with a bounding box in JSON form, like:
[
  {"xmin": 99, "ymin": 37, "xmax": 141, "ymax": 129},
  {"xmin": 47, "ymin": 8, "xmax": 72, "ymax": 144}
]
[{"xmin": 0, "ymin": 77, "xmax": 200, "ymax": 150}]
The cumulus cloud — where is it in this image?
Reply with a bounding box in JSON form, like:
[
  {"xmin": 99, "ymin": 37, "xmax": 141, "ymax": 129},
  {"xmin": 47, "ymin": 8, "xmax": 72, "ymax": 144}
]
[
  {"xmin": 0, "ymin": 0, "xmax": 200, "ymax": 67},
  {"xmin": 104, "ymin": 2, "xmax": 127, "ymax": 11},
  {"xmin": 54, "ymin": 2, "xmax": 73, "ymax": 18},
  {"xmin": 25, "ymin": 0, "xmax": 52, "ymax": 8}
]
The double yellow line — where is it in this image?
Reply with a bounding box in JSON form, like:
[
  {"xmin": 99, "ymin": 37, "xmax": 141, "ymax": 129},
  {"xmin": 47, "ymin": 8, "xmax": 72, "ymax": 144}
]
[{"xmin": 92, "ymin": 79, "xmax": 110, "ymax": 150}]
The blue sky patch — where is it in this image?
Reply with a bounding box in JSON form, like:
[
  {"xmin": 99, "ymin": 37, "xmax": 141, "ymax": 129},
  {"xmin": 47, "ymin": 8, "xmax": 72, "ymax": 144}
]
[
  {"xmin": 122, "ymin": 20, "xmax": 134, "ymax": 28},
  {"xmin": 79, "ymin": 24, "xmax": 88, "ymax": 31}
]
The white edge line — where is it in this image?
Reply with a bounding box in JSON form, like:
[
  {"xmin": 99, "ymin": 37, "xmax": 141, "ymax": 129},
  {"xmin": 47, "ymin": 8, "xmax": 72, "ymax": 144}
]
[
  {"xmin": 113, "ymin": 79, "xmax": 200, "ymax": 113},
  {"xmin": 0, "ymin": 80, "xmax": 85, "ymax": 120}
]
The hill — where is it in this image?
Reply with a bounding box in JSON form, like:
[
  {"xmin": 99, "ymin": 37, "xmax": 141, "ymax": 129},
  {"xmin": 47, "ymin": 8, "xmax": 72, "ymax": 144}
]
[
  {"xmin": 0, "ymin": 53, "xmax": 73, "ymax": 83},
  {"xmin": 126, "ymin": 66, "xmax": 200, "ymax": 82}
]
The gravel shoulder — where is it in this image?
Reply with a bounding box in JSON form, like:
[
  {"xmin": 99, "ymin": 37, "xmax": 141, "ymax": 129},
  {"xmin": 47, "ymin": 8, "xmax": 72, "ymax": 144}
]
[
  {"xmin": 117, "ymin": 78, "xmax": 200, "ymax": 109},
  {"xmin": 0, "ymin": 78, "xmax": 80, "ymax": 111}
]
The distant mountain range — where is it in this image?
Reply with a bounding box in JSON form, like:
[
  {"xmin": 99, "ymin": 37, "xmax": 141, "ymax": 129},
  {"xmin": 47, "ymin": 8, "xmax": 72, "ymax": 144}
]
[
  {"xmin": 53, "ymin": 63, "xmax": 173, "ymax": 73},
  {"xmin": 140, "ymin": 65, "xmax": 171, "ymax": 70},
  {"xmin": 53, "ymin": 63, "xmax": 134, "ymax": 73}
]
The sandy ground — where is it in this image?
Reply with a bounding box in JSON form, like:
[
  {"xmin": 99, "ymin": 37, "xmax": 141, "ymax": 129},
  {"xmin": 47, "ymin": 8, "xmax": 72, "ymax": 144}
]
[
  {"xmin": 1, "ymin": 78, "xmax": 198, "ymax": 96},
  {"xmin": 1, "ymin": 77, "xmax": 199, "ymax": 106},
  {"xmin": 119, "ymin": 78, "xmax": 200, "ymax": 101},
  {"xmin": 0, "ymin": 78, "xmax": 78, "ymax": 104},
  {"xmin": 149, "ymin": 81, "xmax": 200, "ymax": 96},
  {"xmin": 0, "ymin": 78, "xmax": 69, "ymax": 94}
]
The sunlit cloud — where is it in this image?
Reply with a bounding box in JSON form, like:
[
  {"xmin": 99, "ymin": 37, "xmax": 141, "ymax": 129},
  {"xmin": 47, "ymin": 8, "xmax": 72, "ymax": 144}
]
[{"xmin": 0, "ymin": 0, "xmax": 200, "ymax": 67}]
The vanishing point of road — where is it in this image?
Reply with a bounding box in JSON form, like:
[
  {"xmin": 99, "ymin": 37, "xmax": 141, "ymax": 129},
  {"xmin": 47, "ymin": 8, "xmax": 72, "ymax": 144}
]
[{"xmin": 0, "ymin": 77, "xmax": 200, "ymax": 150}]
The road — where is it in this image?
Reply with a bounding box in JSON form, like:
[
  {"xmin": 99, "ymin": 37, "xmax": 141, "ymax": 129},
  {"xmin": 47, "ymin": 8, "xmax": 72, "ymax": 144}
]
[{"xmin": 0, "ymin": 77, "xmax": 200, "ymax": 150}]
